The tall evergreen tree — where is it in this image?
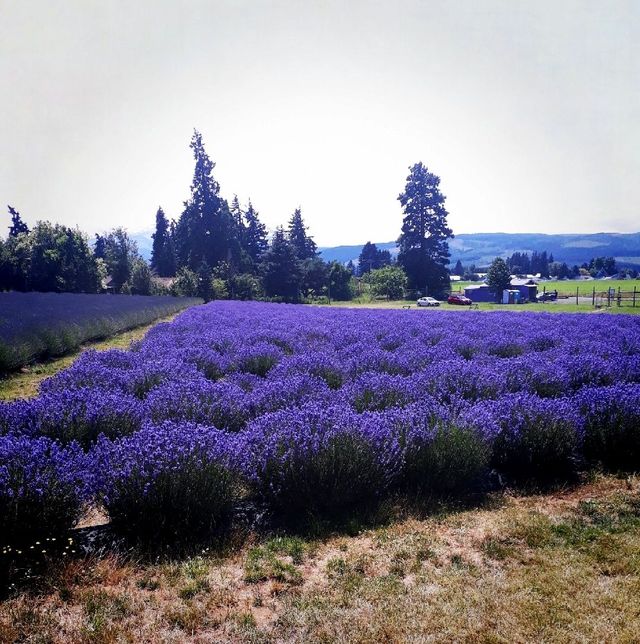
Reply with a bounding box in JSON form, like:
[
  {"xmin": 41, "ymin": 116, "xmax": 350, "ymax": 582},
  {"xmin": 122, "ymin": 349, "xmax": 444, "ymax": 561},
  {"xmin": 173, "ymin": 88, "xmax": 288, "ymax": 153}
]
[
  {"xmin": 8, "ymin": 206, "xmax": 29, "ymax": 237},
  {"xmin": 151, "ymin": 207, "xmax": 175, "ymax": 277},
  {"xmin": 287, "ymin": 208, "xmax": 317, "ymax": 260},
  {"xmin": 260, "ymin": 227, "xmax": 303, "ymax": 301},
  {"xmin": 397, "ymin": 162, "xmax": 453, "ymax": 297},
  {"xmin": 452, "ymin": 259, "xmax": 464, "ymax": 276},
  {"xmin": 230, "ymin": 195, "xmax": 244, "ymax": 235},
  {"xmin": 174, "ymin": 130, "xmax": 238, "ymax": 270},
  {"xmin": 94, "ymin": 234, "xmax": 106, "ymax": 260},
  {"xmin": 358, "ymin": 242, "xmax": 391, "ymax": 275},
  {"xmin": 243, "ymin": 200, "xmax": 269, "ymax": 267}
]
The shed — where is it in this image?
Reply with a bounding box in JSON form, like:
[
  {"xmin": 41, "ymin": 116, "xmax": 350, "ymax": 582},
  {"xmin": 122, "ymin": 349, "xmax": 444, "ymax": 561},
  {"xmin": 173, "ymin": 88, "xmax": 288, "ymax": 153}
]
[
  {"xmin": 509, "ymin": 278, "xmax": 538, "ymax": 302},
  {"xmin": 464, "ymin": 279, "xmax": 538, "ymax": 303},
  {"xmin": 464, "ymin": 284, "xmax": 496, "ymax": 303}
]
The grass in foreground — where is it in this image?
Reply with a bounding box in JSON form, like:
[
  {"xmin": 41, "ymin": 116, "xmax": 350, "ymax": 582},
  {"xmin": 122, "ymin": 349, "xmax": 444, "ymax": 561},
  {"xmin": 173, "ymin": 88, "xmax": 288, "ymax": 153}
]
[
  {"xmin": 0, "ymin": 313, "xmax": 181, "ymax": 401},
  {"xmin": 1, "ymin": 475, "xmax": 639, "ymax": 642}
]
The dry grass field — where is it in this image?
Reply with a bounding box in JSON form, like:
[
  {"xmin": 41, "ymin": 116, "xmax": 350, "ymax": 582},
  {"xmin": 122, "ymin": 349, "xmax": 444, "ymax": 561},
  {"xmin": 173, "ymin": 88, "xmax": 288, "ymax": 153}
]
[{"xmin": 2, "ymin": 474, "xmax": 639, "ymax": 643}]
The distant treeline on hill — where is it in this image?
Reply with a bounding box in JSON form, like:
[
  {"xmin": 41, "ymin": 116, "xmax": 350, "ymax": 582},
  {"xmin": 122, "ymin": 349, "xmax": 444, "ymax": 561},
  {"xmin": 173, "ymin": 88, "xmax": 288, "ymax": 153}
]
[
  {"xmin": 451, "ymin": 252, "xmax": 637, "ymax": 280},
  {"xmin": 2, "ymin": 131, "xmax": 459, "ymax": 301},
  {"xmin": 319, "ymin": 231, "xmax": 640, "ymax": 271}
]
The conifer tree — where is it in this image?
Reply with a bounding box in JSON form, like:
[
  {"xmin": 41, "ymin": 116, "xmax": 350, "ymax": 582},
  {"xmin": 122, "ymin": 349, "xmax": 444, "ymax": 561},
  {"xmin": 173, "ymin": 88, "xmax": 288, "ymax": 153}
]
[
  {"xmin": 243, "ymin": 200, "xmax": 269, "ymax": 267},
  {"xmin": 358, "ymin": 242, "xmax": 391, "ymax": 275},
  {"xmin": 397, "ymin": 162, "xmax": 453, "ymax": 297},
  {"xmin": 174, "ymin": 130, "xmax": 237, "ymax": 270},
  {"xmin": 230, "ymin": 195, "xmax": 244, "ymax": 237},
  {"xmin": 94, "ymin": 234, "xmax": 106, "ymax": 260},
  {"xmin": 260, "ymin": 227, "xmax": 303, "ymax": 301},
  {"xmin": 151, "ymin": 207, "xmax": 176, "ymax": 276},
  {"xmin": 7, "ymin": 206, "xmax": 29, "ymax": 237},
  {"xmin": 287, "ymin": 208, "xmax": 317, "ymax": 260}
]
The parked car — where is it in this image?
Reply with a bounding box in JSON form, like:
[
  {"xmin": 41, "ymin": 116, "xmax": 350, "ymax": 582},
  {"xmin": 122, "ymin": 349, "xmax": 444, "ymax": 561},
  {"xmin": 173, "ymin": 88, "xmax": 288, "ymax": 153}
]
[
  {"xmin": 536, "ymin": 291, "xmax": 558, "ymax": 302},
  {"xmin": 417, "ymin": 296, "xmax": 440, "ymax": 307},
  {"xmin": 448, "ymin": 294, "xmax": 473, "ymax": 305}
]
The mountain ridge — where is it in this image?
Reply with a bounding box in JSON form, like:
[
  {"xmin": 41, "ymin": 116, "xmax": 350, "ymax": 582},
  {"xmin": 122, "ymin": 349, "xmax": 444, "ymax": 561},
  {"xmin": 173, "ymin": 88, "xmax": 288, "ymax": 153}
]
[{"xmin": 318, "ymin": 232, "xmax": 640, "ymax": 269}]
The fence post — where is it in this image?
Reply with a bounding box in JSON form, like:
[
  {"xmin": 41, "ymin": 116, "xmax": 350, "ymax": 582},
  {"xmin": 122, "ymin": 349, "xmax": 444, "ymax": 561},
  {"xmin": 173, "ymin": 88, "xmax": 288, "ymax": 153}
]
[
  {"xmin": 592, "ymin": 287, "xmax": 595, "ymax": 307},
  {"xmin": 618, "ymin": 287, "xmax": 621, "ymax": 307},
  {"xmin": 576, "ymin": 286, "xmax": 579, "ymax": 306},
  {"xmin": 634, "ymin": 286, "xmax": 637, "ymax": 308}
]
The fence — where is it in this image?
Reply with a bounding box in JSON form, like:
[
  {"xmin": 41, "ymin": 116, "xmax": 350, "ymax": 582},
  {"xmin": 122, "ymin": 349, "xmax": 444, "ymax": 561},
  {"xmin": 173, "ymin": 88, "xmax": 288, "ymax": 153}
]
[
  {"xmin": 542, "ymin": 285, "xmax": 639, "ymax": 308},
  {"xmin": 451, "ymin": 284, "xmax": 640, "ymax": 308}
]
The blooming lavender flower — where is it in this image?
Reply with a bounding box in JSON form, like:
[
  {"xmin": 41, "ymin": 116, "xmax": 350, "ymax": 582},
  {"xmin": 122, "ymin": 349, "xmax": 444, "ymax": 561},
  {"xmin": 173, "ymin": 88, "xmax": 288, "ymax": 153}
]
[
  {"xmin": 3, "ymin": 300, "xmax": 640, "ymax": 541},
  {"xmin": 93, "ymin": 423, "xmax": 239, "ymax": 540},
  {"xmin": 1, "ymin": 387, "xmax": 144, "ymax": 447},
  {"xmin": 574, "ymin": 383, "xmax": 640, "ymax": 471},
  {"xmin": 0, "ymin": 434, "xmax": 89, "ymax": 545},
  {"xmin": 237, "ymin": 403, "xmax": 403, "ymax": 522}
]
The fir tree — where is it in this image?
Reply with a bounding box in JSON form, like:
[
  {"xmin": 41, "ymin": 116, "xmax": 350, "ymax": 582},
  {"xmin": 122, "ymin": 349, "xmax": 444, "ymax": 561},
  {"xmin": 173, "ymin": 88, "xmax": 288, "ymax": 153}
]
[
  {"xmin": 230, "ymin": 195, "xmax": 244, "ymax": 236},
  {"xmin": 151, "ymin": 207, "xmax": 176, "ymax": 277},
  {"xmin": 452, "ymin": 259, "xmax": 464, "ymax": 276},
  {"xmin": 358, "ymin": 242, "xmax": 391, "ymax": 275},
  {"xmin": 243, "ymin": 200, "xmax": 269, "ymax": 267},
  {"xmin": 397, "ymin": 163, "xmax": 453, "ymax": 297},
  {"xmin": 174, "ymin": 130, "xmax": 238, "ymax": 270},
  {"xmin": 94, "ymin": 234, "xmax": 106, "ymax": 259},
  {"xmin": 287, "ymin": 208, "xmax": 317, "ymax": 260},
  {"xmin": 8, "ymin": 206, "xmax": 29, "ymax": 237},
  {"xmin": 260, "ymin": 227, "xmax": 303, "ymax": 301}
]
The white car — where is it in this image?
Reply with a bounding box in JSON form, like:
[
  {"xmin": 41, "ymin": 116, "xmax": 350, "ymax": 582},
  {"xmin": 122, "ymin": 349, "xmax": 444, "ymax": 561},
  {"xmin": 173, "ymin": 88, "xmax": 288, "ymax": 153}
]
[{"xmin": 417, "ymin": 296, "xmax": 440, "ymax": 307}]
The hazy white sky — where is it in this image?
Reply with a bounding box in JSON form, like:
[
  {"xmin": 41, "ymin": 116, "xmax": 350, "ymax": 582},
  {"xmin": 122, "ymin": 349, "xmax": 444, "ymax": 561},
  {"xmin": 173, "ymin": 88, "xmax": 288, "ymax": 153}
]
[{"xmin": 1, "ymin": 0, "xmax": 638, "ymax": 245}]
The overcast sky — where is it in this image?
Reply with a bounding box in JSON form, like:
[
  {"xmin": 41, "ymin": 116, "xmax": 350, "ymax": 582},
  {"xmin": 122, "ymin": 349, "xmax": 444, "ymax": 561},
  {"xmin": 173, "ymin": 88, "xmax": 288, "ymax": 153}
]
[{"xmin": 1, "ymin": 0, "xmax": 638, "ymax": 246}]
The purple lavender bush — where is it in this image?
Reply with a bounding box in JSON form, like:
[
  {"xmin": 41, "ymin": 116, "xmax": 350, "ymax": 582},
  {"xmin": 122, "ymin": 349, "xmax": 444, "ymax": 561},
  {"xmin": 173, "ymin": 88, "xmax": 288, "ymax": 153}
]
[
  {"xmin": 464, "ymin": 394, "xmax": 582, "ymax": 485},
  {"xmin": 0, "ymin": 435, "xmax": 89, "ymax": 545},
  {"xmin": 382, "ymin": 403, "xmax": 491, "ymax": 497},
  {"xmin": 3, "ymin": 300, "xmax": 640, "ymax": 542},
  {"xmin": 3, "ymin": 388, "xmax": 144, "ymax": 448},
  {"xmin": 575, "ymin": 384, "xmax": 640, "ymax": 471},
  {"xmin": 238, "ymin": 404, "xmax": 403, "ymax": 523},
  {"xmin": 93, "ymin": 423, "xmax": 239, "ymax": 541}
]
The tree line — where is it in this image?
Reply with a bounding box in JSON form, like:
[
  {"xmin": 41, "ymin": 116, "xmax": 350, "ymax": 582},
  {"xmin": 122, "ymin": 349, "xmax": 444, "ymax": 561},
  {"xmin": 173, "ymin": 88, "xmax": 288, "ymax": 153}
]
[
  {"xmin": 453, "ymin": 252, "xmax": 636, "ymax": 281},
  {"xmin": 2, "ymin": 131, "xmax": 455, "ymax": 301}
]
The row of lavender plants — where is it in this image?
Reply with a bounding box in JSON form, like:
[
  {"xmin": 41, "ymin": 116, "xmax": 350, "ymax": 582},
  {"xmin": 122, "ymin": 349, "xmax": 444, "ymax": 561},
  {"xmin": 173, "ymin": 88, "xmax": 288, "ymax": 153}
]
[
  {"xmin": 0, "ymin": 292, "xmax": 202, "ymax": 371},
  {"xmin": 2, "ymin": 302, "xmax": 640, "ymax": 546}
]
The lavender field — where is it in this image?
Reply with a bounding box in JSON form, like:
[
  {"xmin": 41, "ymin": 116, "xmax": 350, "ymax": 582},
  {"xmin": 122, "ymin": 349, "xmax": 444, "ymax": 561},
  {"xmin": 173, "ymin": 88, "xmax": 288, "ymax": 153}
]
[
  {"xmin": 2, "ymin": 301, "xmax": 640, "ymax": 558},
  {"xmin": 0, "ymin": 292, "xmax": 202, "ymax": 372}
]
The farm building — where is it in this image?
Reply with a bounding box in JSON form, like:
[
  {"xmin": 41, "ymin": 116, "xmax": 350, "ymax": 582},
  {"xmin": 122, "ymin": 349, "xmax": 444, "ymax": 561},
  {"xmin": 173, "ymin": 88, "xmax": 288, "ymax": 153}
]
[{"xmin": 464, "ymin": 279, "xmax": 538, "ymax": 303}]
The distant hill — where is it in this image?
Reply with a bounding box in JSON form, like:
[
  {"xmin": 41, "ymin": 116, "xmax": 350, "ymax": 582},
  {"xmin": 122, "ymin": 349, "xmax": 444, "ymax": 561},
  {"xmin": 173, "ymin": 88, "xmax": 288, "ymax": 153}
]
[
  {"xmin": 131, "ymin": 231, "xmax": 153, "ymax": 260},
  {"xmin": 319, "ymin": 232, "xmax": 640, "ymax": 269}
]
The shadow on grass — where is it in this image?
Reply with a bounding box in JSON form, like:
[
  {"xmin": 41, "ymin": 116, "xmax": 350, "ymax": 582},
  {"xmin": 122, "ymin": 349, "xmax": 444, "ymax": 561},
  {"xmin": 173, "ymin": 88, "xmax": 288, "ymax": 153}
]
[{"xmin": 5, "ymin": 470, "xmax": 632, "ymax": 600}]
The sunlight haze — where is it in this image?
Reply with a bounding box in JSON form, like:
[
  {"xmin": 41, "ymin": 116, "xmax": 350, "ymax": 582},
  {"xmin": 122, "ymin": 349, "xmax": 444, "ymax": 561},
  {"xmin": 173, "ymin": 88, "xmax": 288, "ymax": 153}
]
[{"xmin": 1, "ymin": 0, "xmax": 638, "ymax": 245}]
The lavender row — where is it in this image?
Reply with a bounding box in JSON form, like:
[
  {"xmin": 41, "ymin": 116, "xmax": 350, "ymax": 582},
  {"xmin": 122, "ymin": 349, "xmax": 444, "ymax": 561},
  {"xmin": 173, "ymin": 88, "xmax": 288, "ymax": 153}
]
[{"xmin": 0, "ymin": 292, "xmax": 201, "ymax": 371}]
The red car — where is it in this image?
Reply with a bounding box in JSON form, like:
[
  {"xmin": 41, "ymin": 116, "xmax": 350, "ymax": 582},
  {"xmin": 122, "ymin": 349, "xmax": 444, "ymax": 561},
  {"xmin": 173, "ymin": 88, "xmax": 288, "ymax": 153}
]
[{"xmin": 448, "ymin": 294, "xmax": 473, "ymax": 305}]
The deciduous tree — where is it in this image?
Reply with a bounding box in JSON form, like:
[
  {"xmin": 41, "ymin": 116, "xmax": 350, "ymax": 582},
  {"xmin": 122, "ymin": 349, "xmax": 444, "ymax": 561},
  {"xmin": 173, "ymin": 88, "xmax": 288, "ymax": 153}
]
[{"xmin": 487, "ymin": 257, "xmax": 511, "ymax": 300}]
